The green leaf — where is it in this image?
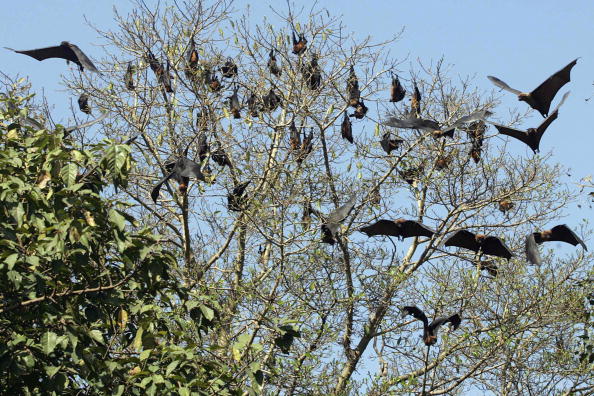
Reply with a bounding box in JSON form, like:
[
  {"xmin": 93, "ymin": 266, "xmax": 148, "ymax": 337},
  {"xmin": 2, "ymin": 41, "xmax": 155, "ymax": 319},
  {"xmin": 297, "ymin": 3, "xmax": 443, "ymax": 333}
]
[
  {"xmin": 41, "ymin": 331, "xmax": 58, "ymax": 355},
  {"xmin": 44, "ymin": 365, "xmax": 60, "ymax": 378},
  {"xmin": 199, "ymin": 304, "xmax": 214, "ymax": 321},
  {"xmin": 165, "ymin": 360, "xmax": 180, "ymax": 376},
  {"xmin": 88, "ymin": 330, "xmax": 104, "ymax": 344},
  {"xmin": 60, "ymin": 163, "xmax": 78, "ymax": 187},
  {"xmin": 109, "ymin": 209, "xmax": 126, "ymax": 231},
  {"xmin": 139, "ymin": 349, "xmax": 151, "ymax": 361}
]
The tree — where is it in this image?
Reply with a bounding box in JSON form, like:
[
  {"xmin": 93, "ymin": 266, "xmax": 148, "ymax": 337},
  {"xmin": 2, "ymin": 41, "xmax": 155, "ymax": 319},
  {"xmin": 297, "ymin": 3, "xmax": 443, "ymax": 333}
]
[{"xmin": 5, "ymin": 0, "xmax": 593, "ymax": 394}]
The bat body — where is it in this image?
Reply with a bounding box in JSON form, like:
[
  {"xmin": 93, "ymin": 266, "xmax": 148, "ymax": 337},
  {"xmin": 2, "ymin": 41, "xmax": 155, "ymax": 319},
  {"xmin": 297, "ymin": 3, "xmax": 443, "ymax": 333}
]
[
  {"xmin": 303, "ymin": 54, "xmax": 321, "ymax": 90},
  {"xmin": 185, "ymin": 38, "xmax": 199, "ymax": 80},
  {"xmin": 380, "ymin": 133, "xmax": 403, "ymax": 155},
  {"xmin": 411, "ymin": 81, "xmax": 421, "ymax": 116},
  {"xmin": 147, "ymin": 51, "xmax": 173, "ymax": 92},
  {"xmin": 470, "ymin": 260, "xmax": 498, "ymax": 277},
  {"xmin": 196, "ymin": 133, "xmax": 209, "ymax": 164},
  {"xmin": 228, "ymin": 86, "xmax": 241, "ymax": 119},
  {"xmin": 350, "ymin": 100, "xmax": 368, "ymax": 119},
  {"xmin": 360, "ymin": 219, "xmax": 435, "ymax": 240},
  {"xmin": 445, "ymin": 230, "xmax": 513, "ymax": 260},
  {"xmin": 247, "ymin": 92, "xmax": 259, "ymax": 118},
  {"xmin": 228, "ymin": 181, "xmax": 251, "ymax": 211},
  {"xmin": 498, "ymin": 199, "xmax": 514, "ymax": 213},
  {"xmin": 262, "ymin": 88, "xmax": 282, "ymax": 112},
  {"xmin": 297, "ymin": 129, "xmax": 314, "ymax": 164},
  {"xmin": 341, "ymin": 112, "xmax": 353, "ymax": 144},
  {"xmin": 78, "ymin": 94, "xmax": 91, "ymax": 115},
  {"xmin": 390, "ymin": 73, "xmax": 406, "ymax": 103},
  {"xmin": 491, "ymin": 92, "xmax": 569, "ymax": 153},
  {"xmin": 487, "ymin": 59, "xmax": 577, "ymax": 117},
  {"xmin": 347, "ymin": 65, "xmax": 360, "ymax": 107},
  {"xmin": 151, "ymin": 156, "xmax": 205, "ymax": 203},
  {"xmin": 435, "ymin": 155, "xmax": 452, "ymax": 170},
  {"xmin": 268, "ymin": 49, "xmax": 282, "ymax": 77},
  {"xmin": 292, "ymin": 32, "xmax": 307, "ymax": 55},
  {"xmin": 465, "ymin": 120, "xmax": 486, "ymax": 163},
  {"xmin": 6, "ymin": 41, "xmax": 100, "ymax": 73},
  {"xmin": 124, "ymin": 62, "xmax": 135, "ymax": 90},
  {"xmin": 289, "ymin": 120, "xmax": 301, "ymax": 151},
  {"xmin": 399, "ymin": 165, "xmax": 424, "ymax": 186},
  {"xmin": 526, "ymin": 224, "xmax": 587, "ymax": 265},
  {"xmin": 221, "ymin": 58, "xmax": 238, "ymax": 79},
  {"xmin": 321, "ymin": 195, "xmax": 357, "ymax": 245},
  {"xmin": 211, "ymin": 146, "xmax": 232, "ymax": 168},
  {"xmin": 401, "ymin": 306, "xmax": 461, "ymax": 346},
  {"xmin": 207, "ymin": 71, "xmax": 222, "ymax": 92}
]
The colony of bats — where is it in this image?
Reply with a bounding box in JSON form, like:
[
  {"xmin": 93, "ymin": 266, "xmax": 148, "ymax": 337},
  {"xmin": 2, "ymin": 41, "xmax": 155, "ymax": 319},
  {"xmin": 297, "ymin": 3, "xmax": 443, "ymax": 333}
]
[{"xmin": 5, "ymin": 32, "xmax": 588, "ymax": 349}]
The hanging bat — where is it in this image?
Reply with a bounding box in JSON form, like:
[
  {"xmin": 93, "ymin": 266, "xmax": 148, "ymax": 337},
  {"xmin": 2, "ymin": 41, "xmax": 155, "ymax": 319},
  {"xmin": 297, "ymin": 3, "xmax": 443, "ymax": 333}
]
[
  {"xmin": 341, "ymin": 112, "xmax": 353, "ymax": 144},
  {"xmin": 6, "ymin": 41, "xmax": 101, "ymax": 73},
  {"xmin": 262, "ymin": 87, "xmax": 282, "ymax": 111},
  {"xmin": 350, "ymin": 100, "xmax": 368, "ymax": 119},
  {"xmin": 444, "ymin": 230, "xmax": 513, "ymax": 260},
  {"xmin": 399, "ymin": 165, "xmax": 424, "ymax": 186},
  {"xmin": 359, "ymin": 219, "xmax": 435, "ymax": 239},
  {"xmin": 228, "ymin": 181, "xmax": 251, "ymax": 212},
  {"xmin": 196, "ymin": 133, "xmax": 209, "ymax": 164},
  {"xmin": 302, "ymin": 201, "xmax": 321, "ymax": 226},
  {"xmin": 185, "ymin": 38, "xmax": 199, "ymax": 80},
  {"xmin": 292, "ymin": 32, "xmax": 307, "ymax": 55},
  {"xmin": 491, "ymin": 91, "xmax": 569, "ymax": 153},
  {"xmin": 221, "ymin": 58, "xmax": 238, "ymax": 79},
  {"xmin": 147, "ymin": 51, "xmax": 174, "ymax": 92},
  {"xmin": 321, "ymin": 195, "xmax": 357, "ymax": 245},
  {"xmin": 487, "ymin": 58, "xmax": 577, "ymax": 117},
  {"xmin": 246, "ymin": 92, "xmax": 259, "ymax": 118},
  {"xmin": 267, "ymin": 49, "xmax": 282, "ymax": 77},
  {"xmin": 411, "ymin": 81, "xmax": 421, "ymax": 116},
  {"xmin": 211, "ymin": 144, "xmax": 232, "ymax": 168},
  {"xmin": 303, "ymin": 54, "xmax": 321, "ymax": 90},
  {"xmin": 390, "ymin": 73, "xmax": 406, "ymax": 103},
  {"xmin": 151, "ymin": 156, "xmax": 205, "ymax": 203},
  {"xmin": 370, "ymin": 186, "xmax": 381, "ymax": 205},
  {"xmin": 78, "ymin": 94, "xmax": 91, "ymax": 115},
  {"xmin": 498, "ymin": 199, "xmax": 514, "ymax": 213},
  {"xmin": 465, "ymin": 120, "xmax": 486, "ymax": 163},
  {"xmin": 469, "ymin": 140, "xmax": 482, "ymax": 163},
  {"xmin": 207, "ymin": 71, "xmax": 222, "ymax": 92},
  {"xmin": 124, "ymin": 62, "xmax": 135, "ymax": 90},
  {"xmin": 64, "ymin": 111, "xmax": 108, "ymax": 134},
  {"xmin": 289, "ymin": 120, "xmax": 301, "ymax": 151},
  {"xmin": 228, "ymin": 85, "xmax": 241, "ymax": 119},
  {"xmin": 347, "ymin": 65, "xmax": 360, "ymax": 107},
  {"xmin": 401, "ymin": 306, "xmax": 461, "ymax": 346},
  {"xmin": 297, "ymin": 128, "xmax": 314, "ymax": 164},
  {"xmin": 526, "ymin": 224, "xmax": 587, "ymax": 265},
  {"xmin": 469, "ymin": 260, "xmax": 498, "ymax": 277},
  {"xmin": 380, "ymin": 133, "xmax": 403, "ymax": 155},
  {"xmin": 435, "ymin": 154, "xmax": 452, "ymax": 170}
]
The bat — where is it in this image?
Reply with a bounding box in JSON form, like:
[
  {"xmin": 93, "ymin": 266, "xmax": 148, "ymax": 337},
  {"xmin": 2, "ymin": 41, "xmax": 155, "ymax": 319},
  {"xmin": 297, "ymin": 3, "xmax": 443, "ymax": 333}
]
[
  {"xmin": 321, "ymin": 195, "xmax": 357, "ymax": 245},
  {"xmin": 211, "ymin": 145, "xmax": 232, "ymax": 168},
  {"xmin": 383, "ymin": 114, "xmax": 440, "ymax": 131},
  {"xmin": 435, "ymin": 154, "xmax": 452, "ymax": 170},
  {"xmin": 221, "ymin": 58, "xmax": 238, "ymax": 79},
  {"xmin": 444, "ymin": 230, "xmax": 513, "ymax": 260},
  {"xmin": 411, "ymin": 81, "xmax": 421, "ymax": 116},
  {"xmin": 498, "ymin": 199, "xmax": 514, "ymax": 213},
  {"xmin": 6, "ymin": 41, "xmax": 101, "ymax": 73},
  {"xmin": 380, "ymin": 133, "xmax": 403, "ymax": 155},
  {"xmin": 206, "ymin": 71, "xmax": 222, "ymax": 92},
  {"xmin": 487, "ymin": 58, "xmax": 577, "ymax": 117},
  {"xmin": 185, "ymin": 38, "xmax": 199, "ymax": 80},
  {"xmin": 370, "ymin": 186, "xmax": 381, "ymax": 205},
  {"xmin": 302, "ymin": 54, "xmax": 321, "ymax": 90},
  {"xmin": 228, "ymin": 181, "xmax": 250, "ymax": 211},
  {"xmin": 341, "ymin": 112, "xmax": 353, "ymax": 144},
  {"xmin": 262, "ymin": 87, "xmax": 282, "ymax": 112},
  {"xmin": 247, "ymin": 92, "xmax": 259, "ymax": 118},
  {"xmin": 469, "ymin": 260, "xmax": 498, "ymax": 277},
  {"xmin": 526, "ymin": 224, "xmax": 587, "ymax": 265},
  {"xmin": 297, "ymin": 128, "xmax": 314, "ymax": 164},
  {"xmin": 292, "ymin": 32, "xmax": 307, "ymax": 55},
  {"xmin": 491, "ymin": 91, "xmax": 569, "ymax": 153},
  {"xmin": 196, "ymin": 132, "xmax": 209, "ymax": 164},
  {"xmin": 124, "ymin": 62, "xmax": 135, "ymax": 90},
  {"xmin": 401, "ymin": 306, "xmax": 461, "ymax": 346},
  {"xmin": 267, "ymin": 49, "xmax": 282, "ymax": 77},
  {"xmin": 390, "ymin": 73, "xmax": 406, "ymax": 103},
  {"xmin": 147, "ymin": 51, "xmax": 173, "ymax": 92},
  {"xmin": 384, "ymin": 110, "xmax": 491, "ymax": 139},
  {"xmin": 228, "ymin": 85, "xmax": 241, "ymax": 119},
  {"xmin": 399, "ymin": 165, "xmax": 424, "ymax": 186},
  {"xmin": 78, "ymin": 94, "xmax": 91, "ymax": 115},
  {"xmin": 151, "ymin": 156, "xmax": 205, "ymax": 203},
  {"xmin": 302, "ymin": 201, "xmax": 321, "ymax": 226},
  {"xmin": 465, "ymin": 120, "xmax": 486, "ymax": 163},
  {"xmin": 64, "ymin": 111, "xmax": 108, "ymax": 134},
  {"xmin": 359, "ymin": 219, "xmax": 435, "ymax": 239},
  {"xmin": 347, "ymin": 65, "xmax": 360, "ymax": 107},
  {"xmin": 289, "ymin": 120, "xmax": 301, "ymax": 151},
  {"xmin": 350, "ymin": 100, "xmax": 368, "ymax": 119}
]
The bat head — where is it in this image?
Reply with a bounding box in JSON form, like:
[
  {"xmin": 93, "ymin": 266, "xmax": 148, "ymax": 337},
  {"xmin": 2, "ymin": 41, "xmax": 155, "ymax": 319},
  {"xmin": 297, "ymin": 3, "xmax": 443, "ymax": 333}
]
[
  {"xmin": 475, "ymin": 234, "xmax": 486, "ymax": 243},
  {"xmin": 540, "ymin": 229, "xmax": 553, "ymax": 241},
  {"xmin": 423, "ymin": 333, "xmax": 437, "ymax": 346},
  {"xmin": 61, "ymin": 41, "xmax": 72, "ymax": 47},
  {"xmin": 498, "ymin": 199, "xmax": 514, "ymax": 213}
]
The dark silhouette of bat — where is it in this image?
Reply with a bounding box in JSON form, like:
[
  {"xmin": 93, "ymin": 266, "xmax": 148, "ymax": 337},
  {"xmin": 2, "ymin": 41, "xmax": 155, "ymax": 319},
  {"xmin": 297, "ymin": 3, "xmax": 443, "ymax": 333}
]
[
  {"xmin": 228, "ymin": 181, "xmax": 250, "ymax": 211},
  {"xmin": 292, "ymin": 32, "xmax": 307, "ymax": 55},
  {"xmin": 383, "ymin": 113, "xmax": 440, "ymax": 130},
  {"xmin": 487, "ymin": 58, "xmax": 577, "ymax": 117},
  {"xmin": 526, "ymin": 224, "xmax": 587, "ymax": 265},
  {"xmin": 262, "ymin": 87, "xmax": 282, "ymax": 112},
  {"xmin": 124, "ymin": 62, "xmax": 135, "ymax": 90},
  {"xmin": 78, "ymin": 94, "xmax": 91, "ymax": 115},
  {"xmin": 469, "ymin": 140, "xmax": 482, "ymax": 163},
  {"xmin": 491, "ymin": 91, "xmax": 569, "ymax": 153},
  {"xmin": 6, "ymin": 41, "xmax": 101, "ymax": 73},
  {"xmin": 206, "ymin": 70, "xmax": 222, "ymax": 92},
  {"xmin": 247, "ymin": 92, "xmax": 259, "ymax": 118},
  {"xmin": 469, "ymin": 260, "xmax": 498, "ymax": 277},
  {"xmin": 498, "ymin": 199, "xmax": 514, "ymax": 213},
  {"xmin": 360, "ymin": 219, "xmax": 435, "ymax": 239},
  {"xmin": 380, "ymin": 133, "xmax": 403, "ymax": 155},
  {"xmin": 196, "ymin": 132, "xmax": 210, "ymax": 165},
  {"xmin": 64, "ymin": 112, "xmax": 108, "ymax": 134},
  {"xmin": 147, "ymin": 51, "xmax": 173, "ymax": 92},
  {"xmin": 435, "ymin": 154, "xmax": 452, "ymax": 170},
  {"xmin": 350, "ymin": 100, "xmax": 368, "ymax": 119},
  {"xmin": 302, "ymin": 201, "xmax": 321, "ymax": 226},
  {"xmin": 321, "ymin": 195, "xmax": 357, "ymax": 245},
  {"xmin": 370, "ymin": 186, "xmax": 381, "ymax": 205},
  {"xmin": 221, "ymin": 58, "xmax": 238, "ymax": 79},
  {"xmin": 411, "ymin": 81, "xmax": 421, "ymax": 116},
  {"xmin": 302, "ymin": 54, "xmax": 321, "ymax": 90},
  {"xmin": 289, "ymin": 120, "xmax": 301, "ymax": 151},
  {"xmin": 267, "ymin": 49, "xmax": 282, "ymax": 77},
  {"xmin": 347, "ymin": 65, "xmax": 360, "ymax": 107},
  {"xmin": 384, "ymin": 110, "xmax": 491, "ymax": 139},
  {"xmin": 399, "ymin": 165, "xmax": 424, "ymax": 186},
  {"xmin": 465, "ymin": 120, "xmax": 486, "ymax": 163},
  {"xmin": 401, "ymin": 306, "xmax": 461, "ymax": 346},
  {"xmin": 341, "ymin": 112, "xmax": 353, "ymax": 144},
  {"xmin": 228, "ymin": 85, "xmax": 241, "ymax": 119},
  {"xmin": 297, "ymin": 128, "xmax": 314, "ymax": 164},
  {"xmin": 185, "ymin": 38, "xmax": 199, "ymax": 80},
  {"xmin": 390, "ymin": 73, "xmax": 406, "ymax": 103},
  {"xmin": 151, "ymin": 156, "xmax": 205, "ymax": 203},
  {"xmin": 445, "ymin": 230, "xmax": 513, "ymax": 260},
  {"xmin": 211, "ymin": 144, "xmax": 232, "ymax": 168}
]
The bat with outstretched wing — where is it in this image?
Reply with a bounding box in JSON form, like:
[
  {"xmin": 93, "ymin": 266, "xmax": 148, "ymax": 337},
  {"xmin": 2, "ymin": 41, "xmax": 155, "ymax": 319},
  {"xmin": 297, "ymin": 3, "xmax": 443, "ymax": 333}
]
[
  {"xmin": 526, "ymin": 224, "xmax": 587, "ymax": 265},
  {"xmin": 445, "ymin": 230, "xmax": 513, "ymax": 260},
  {"xmin": 151, "ymin": 157, "xmax": 205, "ymax": 203},
  {"xmin": 6, "ymin": 41, "xmax": 101, "ymax": 73},
  {"xmin": 401, "ymin": 306, "xmax": 461, "ymax": 346},
  {"xmin": 360, "ymin": 219, "xmax": 435, "ymax": 240},
  {"xmin": 321, "ymin": 195, "xmax": 357, "ymax": 245}
]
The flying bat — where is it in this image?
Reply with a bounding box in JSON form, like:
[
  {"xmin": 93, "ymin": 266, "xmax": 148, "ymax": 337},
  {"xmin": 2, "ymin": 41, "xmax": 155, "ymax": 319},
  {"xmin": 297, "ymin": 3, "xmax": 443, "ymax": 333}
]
[
  {"xmin": 6, "ymin": 41, "xmax": 101, "ymax": 73},
  {"xmin": 289, "ymin": 120, "xmax": 301, "ymax": 151},
  {"xmin": 303, "ymin": 54, "xmax": 321, "ymax": 90},
  {"xmin": 321, "ymin": 195, "xmax": 357, "ymax": 245},
  {"xmin": 359, "ymin": 219, "xmax": 435, "ymax": 239},
  {"xmin": 64, "ymin": 111, "xmax": 108, "ymax": 134},
  {"xmin": 350, "ymin": 100, "xmax": 368, "ymax": 119},
  {"xmin": 292, "ymin": 32, "xmax": 307, "ymax": 55},
  {"xmin": 384, "ymin": 110, "xmax": 491, "ymax": 139},
  {"xmin": 401, "ymin": 306, "xmax": 461, "ymax": 346},
  {"xmin": 124, "ymin": 62, "xmax": 135, "ymax": 90},
  {"xmin": 444, "ymin": 230, "xmax": 513, "ymax": 260},
  {"xmin": 347, "ymin": 65, "xmax": 360, "ymax": 107},
  {"xmin": 526, "ymin": 224, "xmax": 587, "ymax": 265},
  {"xmin": 390, "ymin": 73, "xmax": 406, "ymax": 103},
  {"xmin": 487, "ymin": 58, "xmax": 577, "ymax": 117},
  {"xmin": 228, "ymin": 181, "xmax": 251, "ymax": 212},
  {"xmin": 383, "ymin": 113, "xmax": 440, "ymax": 131},
  {"xmin": 228, "ymin": 85, "xmax": 241, "ymax": 119},
  {"xmin": 78, "ymin": 94, "xmax": 91, "ymax": 115},
  {"xmin": 491, "ymin": 91, "xmax": 569, "ymax": 153},
  {"xmin": 267, "ymin": 49, "xmax": 282, "ymax": 77},
  {"xmin": 411, "ymin": 81, "xmax": 421, "ymax": 116},
  {"xmin": 151, "ymin": 156, "xmax": 205, "ymax": 203},
  {"xmin": 341, "ymin": 112, "xmax": 353, "ymax": 144},
  {"xmin": 221, "ymin": 58, "xmax": 238, "ymax": 79},
  {"xmin": 380, "ymin": 133, "xmax": 403, "ymax": 155}
]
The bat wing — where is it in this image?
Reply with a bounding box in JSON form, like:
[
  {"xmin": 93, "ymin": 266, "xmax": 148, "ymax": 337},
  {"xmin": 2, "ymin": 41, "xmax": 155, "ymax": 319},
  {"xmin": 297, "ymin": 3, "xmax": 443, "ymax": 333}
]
[
  {"xmin": 444, "ymin": 230, "xmax": 480, "ymax": 253},
  {"xmin": 401, "ymin": 220, "xmax": 436, "ymax": 238},
  {"xmin": 64, "ymin": 112, "xmax": 108, "ymax": 133},
  {"xmin": 359, "ymin": 220, "xmax": 401, "ymax": 237},
  {"xmin": 530, "ymin": 59, "xmax": 577, "ymax": 117},
  {"xmin": 492, "ymin": 123, "xmax": 531, "ymax": 147},
  {"xmin": 483, "ymin": 236, "xmax": 513, "ymax": 259},
  {"xmin": 452, "ymin": 110, "xmax": 493, "ymax": 128},
  {"xmin": 382, "ymin": 116, "xmax": 416, "ymax": 128},
  {"xmin": 68, "ymin": 43, "xmax": 101, "ymax": 73},
  {"xmin": 525, "ymin": 233, "xmax": 542, "ymax": 265},
  {"xmin": 415, "ymin": 118, "xmax": 441, "ymax": 132},
  {"xmin": 197, "ymin": 133, "xmax": 209, "ymax": 162},
  {"xmin": 487, "ymin": 75, "xmax": 522, "ymax": 95},
  {"xmin": 326, "ymin": 195, "xmax": 357, "ymax": 224},
  {"xmin": 401, "ymin": 306, "xmax": 429, "ymax": 327},
  {"xmin": 7, "ymin": 45, "xmax": 74, "ymax": 62},
  {"xmin": 151, "ymin": 171, "xmax": 175, "ymax": 203},
  {"xmin": 428, "ymin": 313, "xmax": 461, "ymax": 333},
  {"xmin": 550, "ymin": 224, "xmax": 588, "ymax": 250},
  {"xmin": 536, "ymin": 91, "xmax": 569, "ymax": 135},
  {"xmin": 176, "ymin": 158, "xmax": 205, "ymax": 180}
]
